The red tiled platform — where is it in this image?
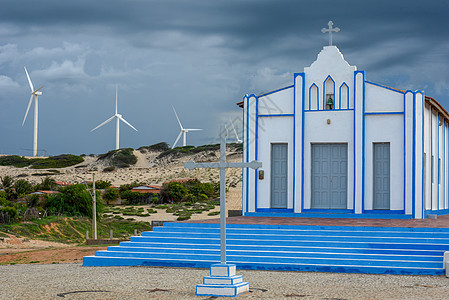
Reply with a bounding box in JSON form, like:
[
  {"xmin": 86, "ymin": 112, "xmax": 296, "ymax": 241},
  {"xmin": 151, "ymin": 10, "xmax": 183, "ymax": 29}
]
[{"xmin": 185, "ymin": 215, "xmax": 449, "ymax": 228}]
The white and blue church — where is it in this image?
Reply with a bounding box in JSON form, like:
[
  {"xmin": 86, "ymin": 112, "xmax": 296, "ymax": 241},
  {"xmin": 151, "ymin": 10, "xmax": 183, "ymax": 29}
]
[
  {"xmin": 240, "ymin": 44, "xmax": 449, "ymax": 220},
  {"xmin": 84, "ymin": 26, "xmax": 449, "ymax": 278}
]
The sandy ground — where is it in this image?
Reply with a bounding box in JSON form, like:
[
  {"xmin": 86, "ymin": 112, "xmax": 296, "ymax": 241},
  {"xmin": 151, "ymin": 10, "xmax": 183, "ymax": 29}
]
[
  {"xmin": 1, "ymin": 263, "xmax": 449, "ymax": 299},
  {"xmin": 0, "ymin": 233, "xmax": 105, "ymax": 265},
  {"xmin": 0, "ymin": 149, "xmax": 243, "ymax": 187}
]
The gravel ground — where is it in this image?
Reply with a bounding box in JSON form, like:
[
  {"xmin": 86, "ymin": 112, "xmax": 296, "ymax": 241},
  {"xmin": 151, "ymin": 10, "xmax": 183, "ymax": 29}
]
[{"xmin": 1, "ymin": 264, "xmax": 449, "ymax": 299}]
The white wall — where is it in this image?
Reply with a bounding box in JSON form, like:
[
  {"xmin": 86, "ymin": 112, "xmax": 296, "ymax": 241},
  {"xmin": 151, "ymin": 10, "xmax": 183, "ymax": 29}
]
[
  {"xmin": 256, "ymin": 116, "xmax": 294, "ymax": 209},
  {"xmin": 431, "ymin": 109, "xmax": 438, "ymax": 210},
  {"xmin": 303, "ymin": 110, "xmax": 354, "ymax": 209},
  {"xmin": 439, "ymin": 115, "xmax": 444, "ymax": 209},
  {"xmin": 443, "ymin": 120, "xmax": 449, "ymax": 209},
  {"xmin": 423, "ymin": 103, "xmax": 432, "ymax": 210},
  {"xmin": 304, "ymin": 46, "xmax": 356, "ymax": 111},
  {"xmin": 414, "ymin": 92, "xmax": 424, "ymax": 219},
  {"xmin": 243, "ymin": 95, "xmax": 258, "ymax": 213},
  {"xmin": 258, "ymin": 87, "xmax": 294, "ymax": 115},
  {"xmin": 365, "ymin": 84, "xmax": 404, "ymax": 112},
  {"xmin": 364, "ymin": 115, "xmax": 404, "ymax": 210}
]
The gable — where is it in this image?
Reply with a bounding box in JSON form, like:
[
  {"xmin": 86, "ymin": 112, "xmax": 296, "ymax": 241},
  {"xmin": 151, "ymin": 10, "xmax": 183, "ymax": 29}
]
[{"xmin": 258, "ymin": 86, "xmax": 294, "ymax": 115}]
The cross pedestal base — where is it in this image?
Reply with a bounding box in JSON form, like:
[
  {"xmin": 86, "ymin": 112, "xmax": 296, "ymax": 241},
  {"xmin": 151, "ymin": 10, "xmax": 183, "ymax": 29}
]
[{"xmin": 196, "ymin": 264, "xmax": 249, "ymax": 297}]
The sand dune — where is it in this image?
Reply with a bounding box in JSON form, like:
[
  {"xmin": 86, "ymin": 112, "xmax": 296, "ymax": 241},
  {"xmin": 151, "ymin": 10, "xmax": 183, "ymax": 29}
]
[{"xmin": 0, "ymin": 147, "xmax": 244, "ymax": 212}]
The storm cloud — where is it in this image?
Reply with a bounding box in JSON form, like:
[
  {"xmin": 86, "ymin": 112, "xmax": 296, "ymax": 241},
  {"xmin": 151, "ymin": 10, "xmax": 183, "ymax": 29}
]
[{"xmin": 0, "ymin": 0, "xmax": 448, "ymax": 155}]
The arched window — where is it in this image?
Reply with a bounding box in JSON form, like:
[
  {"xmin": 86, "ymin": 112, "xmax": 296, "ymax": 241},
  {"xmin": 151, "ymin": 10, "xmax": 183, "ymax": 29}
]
[
  {"xmin": 309, "ymin": 84, "xmax": 318, "ymax": 110},
  {"xmin": 324, "ymin": 76, "xmax": 335, "ymax": 110},
  {"xmin": 339, "ymin": 83, "xmax": 349, "ymax": 109}
]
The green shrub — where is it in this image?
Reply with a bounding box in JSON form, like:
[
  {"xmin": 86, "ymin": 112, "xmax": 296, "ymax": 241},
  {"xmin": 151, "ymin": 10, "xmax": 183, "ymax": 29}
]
[
  {"xmin": 30, "ymin": 154, "xmax": 84, "ymax": 169},
  {"xmin": 14, "ymin": 179, "xmax": 33, "ymax": 196},
  {"xmin": 185, "ymin": 194, "xmax": 196, "ymax": 202},
  {"xmin": 119, "ymin": 190, "xmax": 153, "ymax": 205},
  {"xmin": 119, "ymin": 183, "xmax": 140, "ymax": 192},
  {"xmin": 160, "ymin": 182, "xmax": 188, "ymax": 203},
  {"xmin": 138, "ymin": 142, "xmax": 169, "ymax": 153},
  {"xmin": 0, "ymin": 195, "xmax": 12, "ymax": 207},
  {"xmin": 98, "ymin": 148, "xmax": 137, "ymax": 168},
  {"xmin": 27, "ymin": 194, "xmax": 41, "ymax": 208},
  {"xmin": 0, "ymin": 206, "xmax": 18, "ymax": 223},
  {"xmin": 43, "ymin": 184, "xmax": 103, "ymax": 218},
  {"xmin": 151, "ymin": 195, "xmax": 160, "ymax": 204},
  {"xmin": 198, "ymin": 193, "xmax": 208, "ymax": 201},
  {"xmin": 95, "ymin": 180, "xmax": 112, "ymax": 189},
  {"xmin": 102, "ymin": 188, "xmax": 119, "ymax": 204},
  {"xmin": 1, "ymin": 176, "xmax": 15, "ymax": 188},
  {"xmin": 103, "ymin": 166, "xmax": 115, "ymax": 172},
  {"xmin": 0, "ymin": 156, "xmax": 33, "ymax": 168},
  {"xmin": 38, "ymin": 177, "xmax": 58, "ymax": 191}
]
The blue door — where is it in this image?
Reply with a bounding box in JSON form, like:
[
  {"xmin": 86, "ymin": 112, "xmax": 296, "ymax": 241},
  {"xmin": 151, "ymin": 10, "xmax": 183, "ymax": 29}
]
[
  {"xmin": 311, "ymin": 144, "xmax": 347, "ymax": 209},
  {"xmin": 373, "ymin": 143, "xmax": 390, "ymax": 210},
  {"xmin": 271, "ymin": 143, "xmax": 288, "ymax": 208}
]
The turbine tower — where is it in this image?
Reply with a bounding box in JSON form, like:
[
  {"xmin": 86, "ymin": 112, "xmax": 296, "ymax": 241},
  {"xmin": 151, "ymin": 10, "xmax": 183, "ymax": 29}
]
[
  {"xmin": 91, "ymin": 86, "xmax": 138, "ymax": 150},
  {"xmin": 22, "ymin": 67, "xmax": 43, "ymax": 157},
  {"xmin": 171, "ymin": 106, "xmax": 202, "ymax": 149}
]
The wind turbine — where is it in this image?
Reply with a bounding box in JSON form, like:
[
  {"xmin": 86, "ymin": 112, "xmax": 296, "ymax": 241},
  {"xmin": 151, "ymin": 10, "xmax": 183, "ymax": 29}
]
[
  {"xmin": 229, "ymin": 119, "xmax": 242, "ymax": 143},
  {"xmin": 171, "ymin": 106, "xmax": 202, "ymax": 149},
  {"xmin": 22, "ymin": 67, "xmax": 43, "ymax": 157},
  {"xmin": 91, "ymin": 86, "xmax": 138, "ymax": 150}
]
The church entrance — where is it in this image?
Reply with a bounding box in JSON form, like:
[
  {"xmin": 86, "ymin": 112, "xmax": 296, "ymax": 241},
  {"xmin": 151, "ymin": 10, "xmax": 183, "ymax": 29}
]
[
  {"xmin": 311, "ymin": 143, "xmax": 348, "ymax": 209},
  {"xmin": 270, "ymin": 143, "xmax": 288, "ymax": 208},
  {"xmin": 373, "ymin": 143, "xmax": 390, "ymax": 209}
]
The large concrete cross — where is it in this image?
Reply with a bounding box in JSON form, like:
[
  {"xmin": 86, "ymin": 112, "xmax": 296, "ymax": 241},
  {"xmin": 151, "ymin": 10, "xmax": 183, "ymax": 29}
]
[
  {"xmin": 185, "ymin": 126, "xmax": 262, "ymax": 264},
  {"xmin": 321, "ymin": 20, "xmax": 340, "ymax": 46}
]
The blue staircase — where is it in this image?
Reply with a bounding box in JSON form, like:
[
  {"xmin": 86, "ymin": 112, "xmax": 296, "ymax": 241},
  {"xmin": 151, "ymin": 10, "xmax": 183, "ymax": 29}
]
[{"xmin": 83, "ymin": 222, "xmax": 449, "ymax": 275}]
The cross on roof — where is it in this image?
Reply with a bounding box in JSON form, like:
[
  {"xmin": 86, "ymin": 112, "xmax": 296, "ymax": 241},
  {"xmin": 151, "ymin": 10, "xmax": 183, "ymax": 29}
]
[{"xmin": 321, "ymin": 20, "xmax": 340, "ymax": 46}]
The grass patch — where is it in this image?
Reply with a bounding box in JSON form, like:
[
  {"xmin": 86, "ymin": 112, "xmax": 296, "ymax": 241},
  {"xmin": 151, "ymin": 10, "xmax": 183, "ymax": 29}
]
[
  {"xmin": 30, "ymin": 154, "xmax": 84, "ymax": 169},
  {"xmin": 0, "ymin": 154, "xmax": 84, "ymax": 169},
  {"xmin": 138, "ymin": 142, "xmax": 169, "ymax": 153},
  {"xmin": 0, "ymin": 215, "xmax": 151, "ymax": 244}
]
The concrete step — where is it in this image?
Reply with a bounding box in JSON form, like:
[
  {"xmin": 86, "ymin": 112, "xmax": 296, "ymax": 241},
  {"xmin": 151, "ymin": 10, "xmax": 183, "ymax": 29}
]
[
  {"xmin": 103, "ymin": 246, "xmax": 442, "ymax": 262},
  {"xmin": 117, "ymin": 241, "xmax": 445, "ymax": 256},
  {"xmin": 83, "ymin": 222, "xmax": 449, "ymax": 275}
]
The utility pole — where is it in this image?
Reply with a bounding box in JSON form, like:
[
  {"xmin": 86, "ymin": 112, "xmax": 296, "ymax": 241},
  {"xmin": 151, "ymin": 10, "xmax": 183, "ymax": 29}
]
[{"xmin": 92, "ymin": 173, "xmax": 97, "ymax": 240}]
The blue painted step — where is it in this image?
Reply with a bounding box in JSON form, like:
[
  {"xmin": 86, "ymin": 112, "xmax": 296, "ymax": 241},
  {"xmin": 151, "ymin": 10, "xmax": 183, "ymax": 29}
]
[{"xmin": 83, "ymin": 222, "xmax": 449, "ymax": 275}]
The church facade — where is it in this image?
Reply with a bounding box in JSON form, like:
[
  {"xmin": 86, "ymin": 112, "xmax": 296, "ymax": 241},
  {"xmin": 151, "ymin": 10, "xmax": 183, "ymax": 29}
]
[{"xmin": 240, "ymin": 45, "xmax": 449, "ymax": 219}]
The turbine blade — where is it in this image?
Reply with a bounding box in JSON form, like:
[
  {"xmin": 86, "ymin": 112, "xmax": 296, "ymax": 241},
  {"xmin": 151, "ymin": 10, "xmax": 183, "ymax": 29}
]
[
  {"xmin": 231, "ymin": 121, "xmax": 239, "ymax": 139},
  {"xmin": 90, "ymin": 115, "xmax": 115, "ymax": 132},
  {"xmin": 24, "ymin": 67, "xmax": 34, "ymax": 92},
  {"xmin": 172, "ymin": 106, "xmax": 183, "ymax": 130},
  {"xmin": 119, "ymin": 116, "xmax": 138, "ymax": 131},
  {"xmin": 172, "ymin": 131, "xmax": 183, "ymax": 149},
  {"xmin": 33, "ymin": 86, "xmax": 44, "ymax": 94},
  {"xmin": 185, "ymin": 128, "xmax": 202, "ymax": 131},
  {"xmin": 22, "ymin": 94, "xmax": 34, "ymax": 126}
]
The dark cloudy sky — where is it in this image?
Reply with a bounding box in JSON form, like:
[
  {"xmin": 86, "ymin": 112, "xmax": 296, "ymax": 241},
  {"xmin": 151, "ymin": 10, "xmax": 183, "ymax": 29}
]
[{"xmin": 0, "ymin": 0, "xmax": 448, "ymax": 156}]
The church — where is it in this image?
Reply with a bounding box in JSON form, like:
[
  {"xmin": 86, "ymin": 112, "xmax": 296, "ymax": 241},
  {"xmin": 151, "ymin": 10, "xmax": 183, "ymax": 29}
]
[{"xmin": 239, "ymin": 25, "xmax": 449, "ymax": 220}]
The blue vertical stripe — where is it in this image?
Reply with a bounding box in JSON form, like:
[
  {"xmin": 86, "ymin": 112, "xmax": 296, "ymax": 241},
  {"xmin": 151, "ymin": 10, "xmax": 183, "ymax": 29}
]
[
  {"xmin": 300, "ymin": 73, "xmax": 305, "ymax": 212},
  {"xmin": 361, "ymin": 71, "xmax": 366, "ymax": 213},
  {"xmin": 412, "ymin": 92, "xmax": 416, "ymax": 218},
  {"xmin": 353, "ymin": 71, "xmax": 357, "ymax": 212},
  {"xmin": 403, "ymin": 94, "xmax": 406, "ymax": 214},
  {"xmin": 255, "ymin": 97, "xmax": 259, "ymax": 210},
  {"xmin": 421, "ymin": 94, "xmax": 425, "ymax": 218}
]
